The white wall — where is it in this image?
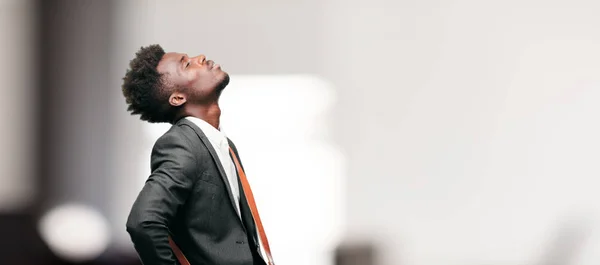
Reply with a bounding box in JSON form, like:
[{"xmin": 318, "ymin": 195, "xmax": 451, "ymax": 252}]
[{"xmin": 323, "ymin": 0, "xmax": 600, "ymax": 264}]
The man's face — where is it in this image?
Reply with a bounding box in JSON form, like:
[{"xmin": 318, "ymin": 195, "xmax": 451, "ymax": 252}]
[{"xmin": 157, "ymin": 52, "xmax": 229, "ymax": 103}]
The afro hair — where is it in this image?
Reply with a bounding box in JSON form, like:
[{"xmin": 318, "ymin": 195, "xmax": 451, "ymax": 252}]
[{"xmin": 121, "ymin": 44, "xmax": 179, "ymax": 123}]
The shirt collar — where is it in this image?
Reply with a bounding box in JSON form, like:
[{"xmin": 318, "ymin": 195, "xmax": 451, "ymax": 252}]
[{"xmin": 185, "ymin": 116, "xmax": 227, "ymax": 145}]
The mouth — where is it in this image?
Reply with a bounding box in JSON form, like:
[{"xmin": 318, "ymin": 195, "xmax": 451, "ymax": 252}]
[
  {"xmin": 206, "ymin": 59, "xmax": 221, "ymax": 71},
  {"xmin": 207, "ymin": 60, "xmax": 215, "ymax": 70}
]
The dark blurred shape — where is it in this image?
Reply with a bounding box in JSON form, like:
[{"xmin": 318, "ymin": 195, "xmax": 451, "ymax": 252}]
[
  {"xmin": 0, "ymin": 212, "xmax": 58, "ymax": 265},
  {"xmin": 0, "ymin": 0, "xmax": 141, "ymax": 264},
  {"xmin": 0, "ymin": 212, "xmax": 141, "ymax": 265},
  {"xmin": 335, "ymin": 242, "xmax": 378, "ymax": 265}
]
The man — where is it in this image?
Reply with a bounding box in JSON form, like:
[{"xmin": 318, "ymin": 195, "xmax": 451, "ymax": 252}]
[{"xmin": 122, "ymin": 44, "xmax": 274, "ymax": 265}]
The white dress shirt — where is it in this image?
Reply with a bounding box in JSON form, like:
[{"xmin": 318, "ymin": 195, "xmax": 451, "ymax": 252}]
[{"xmin": 186, "ymin": 116, "xmax": 241, "ymax": 217}]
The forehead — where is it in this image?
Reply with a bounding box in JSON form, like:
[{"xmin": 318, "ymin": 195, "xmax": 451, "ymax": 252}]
[{"xmin": 157, "ymin": 52, "xmax": 185, "ymax": 74}]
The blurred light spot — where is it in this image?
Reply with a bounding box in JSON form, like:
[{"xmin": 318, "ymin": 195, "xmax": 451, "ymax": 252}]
[{"xmin": 38, "ymin": 203, "xmax": 110, "ymax": 262}]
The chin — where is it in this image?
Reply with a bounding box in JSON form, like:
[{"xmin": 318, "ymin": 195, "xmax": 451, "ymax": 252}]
[{"xmin": 217, "ymin": 73, "xmax": 230, "ymax": 91}]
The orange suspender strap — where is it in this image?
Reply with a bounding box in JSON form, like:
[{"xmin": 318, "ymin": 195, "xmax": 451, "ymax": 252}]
[{"xmin": 168, "ymin": 236, "xmax": 190, "ymax": 265}]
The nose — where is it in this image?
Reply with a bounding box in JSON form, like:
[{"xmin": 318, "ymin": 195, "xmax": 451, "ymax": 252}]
[{"xmin": 193, "ymin": 55, "xmax": 206, "ymax": 65}]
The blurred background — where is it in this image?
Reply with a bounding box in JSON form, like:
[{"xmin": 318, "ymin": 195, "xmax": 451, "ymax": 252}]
[{"xmin": 1, "ymin": 0, "xmax": 599, "ymax": 264}]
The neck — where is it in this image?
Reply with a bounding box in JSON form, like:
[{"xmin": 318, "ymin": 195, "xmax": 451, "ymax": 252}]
[{"xmin": 181, "ymin": 102, "xmax": 221, "ymax": 129}]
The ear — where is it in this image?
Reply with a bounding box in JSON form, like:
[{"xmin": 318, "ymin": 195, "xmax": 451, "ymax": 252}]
[{"xmin": 169, "ymin": 91, "xmax": 187, "ymax": 107}]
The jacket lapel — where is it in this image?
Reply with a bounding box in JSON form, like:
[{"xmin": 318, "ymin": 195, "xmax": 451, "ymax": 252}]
[{"xmin": 177, "ymin": 118, "xmax": 243, "ymax": 224}]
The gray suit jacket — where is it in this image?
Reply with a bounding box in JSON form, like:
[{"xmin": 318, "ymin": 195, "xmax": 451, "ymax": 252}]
[{"xmin": 126, "ymin": 118, "xmax": 266, "ymax": 265}]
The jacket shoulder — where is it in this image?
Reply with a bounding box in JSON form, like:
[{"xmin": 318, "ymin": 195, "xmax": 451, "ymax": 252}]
[{"xmin": 152, "ymin": 122, "xmax": 198, "ymax": 150}]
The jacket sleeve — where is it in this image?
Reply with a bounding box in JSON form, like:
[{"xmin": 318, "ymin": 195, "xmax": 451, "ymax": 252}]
[{"xmin": 126, "ymin": 130, "xmax": 198, "ymax": 265}]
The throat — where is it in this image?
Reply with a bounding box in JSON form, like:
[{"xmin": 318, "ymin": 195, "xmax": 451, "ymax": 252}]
[{"xmin": 185, "ymin": 103, "xmax": 221, "ymax": 129}]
